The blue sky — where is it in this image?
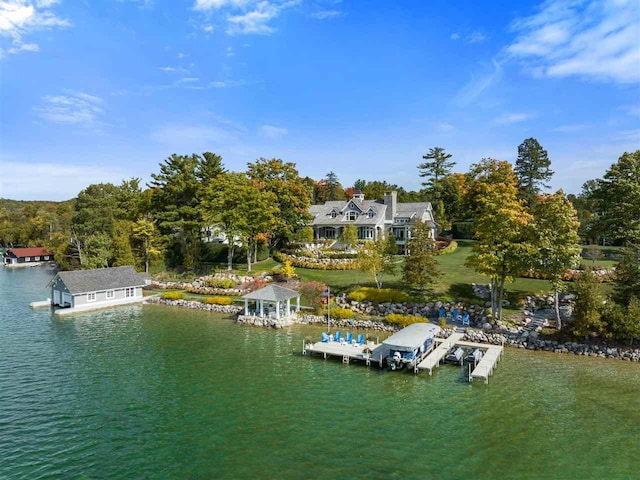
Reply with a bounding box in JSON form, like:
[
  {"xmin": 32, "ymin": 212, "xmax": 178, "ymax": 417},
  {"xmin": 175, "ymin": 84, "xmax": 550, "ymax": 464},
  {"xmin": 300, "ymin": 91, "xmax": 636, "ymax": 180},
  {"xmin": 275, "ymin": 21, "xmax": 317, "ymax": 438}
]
[{"xmin": 1, "ymin": 0, "xmax": 638, "ymax": 201}]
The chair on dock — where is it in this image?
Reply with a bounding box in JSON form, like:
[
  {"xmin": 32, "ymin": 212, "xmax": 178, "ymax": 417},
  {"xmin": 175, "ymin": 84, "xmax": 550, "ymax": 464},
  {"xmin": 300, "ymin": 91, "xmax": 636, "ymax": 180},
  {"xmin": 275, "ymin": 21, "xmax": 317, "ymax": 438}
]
[
  {"xmin": 438, "ymin": 308, "xmax": 446, "ymax": 319},
  {"xmin": 322, "ymin": 332, "xmax": 331, "ymax": 342},
  {"xmin": 344, "ymin": 332, "xmax": 353, "ymax": 344},
  {"xmin": 334, "ymin": 331, "xmax": 342, "ymax": 342},
  {"xmin": 451, "ymin": 309, "xmax": 460, "ymax": 321},
  {"xmin": 461, "ymin": 312, "xmax": 470, "ymax": 326},
  {"xmin": 356, "ymin": 333, "xmax": 365, "ymax": 345}
]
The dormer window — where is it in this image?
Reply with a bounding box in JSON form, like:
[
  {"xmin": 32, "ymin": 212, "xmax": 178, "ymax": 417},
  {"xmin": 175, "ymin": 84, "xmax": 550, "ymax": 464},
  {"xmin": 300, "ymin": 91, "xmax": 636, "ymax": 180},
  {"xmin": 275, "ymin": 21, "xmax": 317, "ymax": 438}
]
[
  {"xmin": 347, "ymin": 211, "xmax": 359, "ymax": 221},
  {"xmin": 330, "ymin": 211, "xmax": 338, "ymax": 218},
  {"xmin": 366, "ymin": 209, "xmax": 376, "ymax": 218}
]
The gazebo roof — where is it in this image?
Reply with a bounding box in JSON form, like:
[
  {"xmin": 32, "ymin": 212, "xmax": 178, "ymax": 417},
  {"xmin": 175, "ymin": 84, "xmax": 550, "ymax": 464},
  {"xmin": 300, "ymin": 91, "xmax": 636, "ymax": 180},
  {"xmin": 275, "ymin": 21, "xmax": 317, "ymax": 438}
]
[{"xmin": 242, "ymin": 284, "xmax": 300, "ymax": 302}]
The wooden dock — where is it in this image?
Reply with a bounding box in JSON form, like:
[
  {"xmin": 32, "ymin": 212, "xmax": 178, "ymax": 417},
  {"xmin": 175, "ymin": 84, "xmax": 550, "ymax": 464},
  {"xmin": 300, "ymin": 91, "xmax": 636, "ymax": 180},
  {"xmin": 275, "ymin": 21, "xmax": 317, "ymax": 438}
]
[
  {"xmin": 468, "ymin": 345, "xmax": 503, "ymax": 384},
  {"xmin": 416, "ymin": 332, "xmax": 464, "ymax": 375},
  {"xmin": 303, "ymin": 340, "xmax": 389, "ymax": 367}
]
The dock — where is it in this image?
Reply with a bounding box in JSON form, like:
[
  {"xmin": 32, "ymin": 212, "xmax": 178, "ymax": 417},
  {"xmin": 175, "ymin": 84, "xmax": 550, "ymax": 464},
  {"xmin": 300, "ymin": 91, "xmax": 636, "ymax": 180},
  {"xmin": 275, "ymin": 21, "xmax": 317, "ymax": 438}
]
[
  {"xmin": 29, "ymin": 299, "xmax": 51, "ymax": 309},
  {"xmin": 417, "ymin": 332, "xmax": 464, "ymax": 375},
  {"xmin": 304, "ymin": 327, "xmax": 505, "ymax": 384}
]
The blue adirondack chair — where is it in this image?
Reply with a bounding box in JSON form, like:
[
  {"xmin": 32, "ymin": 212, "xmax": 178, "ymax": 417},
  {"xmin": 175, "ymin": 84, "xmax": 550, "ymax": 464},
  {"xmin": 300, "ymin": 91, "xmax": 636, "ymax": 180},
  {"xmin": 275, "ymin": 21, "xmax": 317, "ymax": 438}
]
[
  {"xmin": 321, "ymin": 332, "xmax": 331, "ymax": 342},
  {"xmin": 344, "ymin": 332, "xmax": 353, "ymax": 344},
  {"xmin": 461, "ymin": 312, "xmax": 470, "ymax": 326},
  {"xmin": 438, "ymin": 308, "xmax": 446, "ymax": 318},
  {"xmin": 356, "ymin": 333, "xmax": 365, "ymax": 345},
  {"xmin": 451, "ymin": 309, "xmax": 460, "ymax": 321},
  {"xmin": 333, "ymin": 330, "xmax": 342, "ymax": 342}
]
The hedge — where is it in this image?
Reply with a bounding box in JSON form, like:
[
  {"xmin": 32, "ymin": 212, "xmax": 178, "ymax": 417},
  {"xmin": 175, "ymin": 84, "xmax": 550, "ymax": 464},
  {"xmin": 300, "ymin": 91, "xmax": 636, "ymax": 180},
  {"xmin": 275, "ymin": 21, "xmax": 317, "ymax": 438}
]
[
  {"xmin": 161, "ymin": 291, "xmax": 187, "ymax": 300},
  {"xmin": 203, "ymin": 278, "xmax": 237, "ymax": 289},
  {"xmin": 274, "ymin": 252, "xmax": 359, "ymax": 270},
  {"xmin": 437, "ymin": 240, "xmax": 458, "ymax": 256},
  {"xmin": 330, "ymin": 307, "xmax": 355, "ymax": 319},
  {"xmin": 348, "ymin": 287, "xmax": 411, "ymax": 304},
  {"xmin": 385, "ymin": 313, "xmax": 426, "ymax": 327},
  {"xmin": 202, "ymin": 296, "xmax": 233, "ymax": 305}
]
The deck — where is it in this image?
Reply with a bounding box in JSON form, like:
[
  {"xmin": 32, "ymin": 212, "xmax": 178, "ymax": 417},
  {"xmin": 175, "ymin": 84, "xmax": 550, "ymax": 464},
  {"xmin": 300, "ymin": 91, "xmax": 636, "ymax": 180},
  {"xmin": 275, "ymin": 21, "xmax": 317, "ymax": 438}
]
[
  {"xmin": 417, "ymin": 332, "xmax": 464, "ymax": 374},
  {"xmin": 468, "ymin": 345, "xmax": 503, "ymax": 384},
  {"xmin": 304, "ymin": 340, "xmax": 389, "ymax": 367}
]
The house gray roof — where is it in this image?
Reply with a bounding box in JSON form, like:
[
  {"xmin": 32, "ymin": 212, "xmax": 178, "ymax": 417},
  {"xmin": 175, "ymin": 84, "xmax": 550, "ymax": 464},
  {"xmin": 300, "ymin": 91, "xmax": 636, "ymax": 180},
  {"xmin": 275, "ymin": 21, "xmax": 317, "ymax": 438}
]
[
  {"xmin": 242, "ymin": 284, "xmax": 300, "ymax": 302},
  {"xmin": 55, "ymin": 266, "xmax": 146, "ymax": 295},
  {"xmin": 310, "ymin": 199, "xmax": 387, "ymax": 226}
]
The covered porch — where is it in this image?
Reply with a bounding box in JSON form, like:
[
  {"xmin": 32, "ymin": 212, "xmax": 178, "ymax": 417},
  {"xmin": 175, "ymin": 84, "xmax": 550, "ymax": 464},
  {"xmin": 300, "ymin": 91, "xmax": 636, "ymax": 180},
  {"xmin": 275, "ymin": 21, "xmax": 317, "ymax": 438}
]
[{"xmin": 241, "ymin": 284, "xmax": 301, "ymax": 320}]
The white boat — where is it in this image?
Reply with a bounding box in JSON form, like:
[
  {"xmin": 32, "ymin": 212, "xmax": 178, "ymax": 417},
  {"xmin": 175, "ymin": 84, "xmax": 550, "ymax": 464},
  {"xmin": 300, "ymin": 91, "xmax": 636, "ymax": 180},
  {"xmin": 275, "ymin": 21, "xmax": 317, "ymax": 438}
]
[
  {"xmin": 464, "ymin": 348, "xmax": 484, "ymax": 365},
  {"xmin": 445, "ymin": 347, "xmax": 465, "ymax": 365},
  {"xmin": 383, "ymin": 323, "xmax": 440, "ymax": 371}
]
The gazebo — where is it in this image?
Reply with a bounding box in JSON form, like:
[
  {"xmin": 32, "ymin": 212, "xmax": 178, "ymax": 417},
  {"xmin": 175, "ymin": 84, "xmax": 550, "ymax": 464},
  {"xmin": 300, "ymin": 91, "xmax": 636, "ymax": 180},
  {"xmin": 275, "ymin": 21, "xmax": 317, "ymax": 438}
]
[{"xmin": 241, "ymin": 284, "xmax": 301, "ymax": 320}]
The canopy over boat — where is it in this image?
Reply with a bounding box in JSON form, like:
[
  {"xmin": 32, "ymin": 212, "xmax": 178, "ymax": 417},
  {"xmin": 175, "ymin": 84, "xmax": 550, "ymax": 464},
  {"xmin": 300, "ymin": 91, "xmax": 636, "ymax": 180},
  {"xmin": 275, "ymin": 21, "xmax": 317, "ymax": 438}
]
[{"xmin": 383, "ymin": 323, "xmax": 440, "ymax": 352}]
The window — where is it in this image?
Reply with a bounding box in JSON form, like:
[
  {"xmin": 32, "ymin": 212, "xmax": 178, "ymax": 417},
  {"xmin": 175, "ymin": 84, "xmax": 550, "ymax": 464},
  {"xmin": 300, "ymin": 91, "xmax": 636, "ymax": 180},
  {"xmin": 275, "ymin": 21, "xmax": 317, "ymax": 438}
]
[
  {"xmin": 44, "ymin": 256, "xmax": 49, "ymax": 260},
  {"xmin": 330, "ymin": 211, "xmax": 338, "ymax": 218},
  {"xmin": 25, "ymin": 257, "xmax": 30, "ymax": 262},
  {"xmin": 367, "ymin": 209, "xmax": 376, "ymax": 218},
  {"xmin": 125, "ymin": 287, "xmax": 135, "ymax": 298},
  {"xmin": 347, "ymin": 211, "xmax": 359, "ymax": 221},
  {"xmin": 35, "ymin": 256, "xmax": 40, "ymax": 261},
  {"xmin": 106, "ymin": 290, "xmax": 115, "ymax": 299},
  {"xmin": 87, "ymin": 292, "xmax": 96, "ymax": 302}
]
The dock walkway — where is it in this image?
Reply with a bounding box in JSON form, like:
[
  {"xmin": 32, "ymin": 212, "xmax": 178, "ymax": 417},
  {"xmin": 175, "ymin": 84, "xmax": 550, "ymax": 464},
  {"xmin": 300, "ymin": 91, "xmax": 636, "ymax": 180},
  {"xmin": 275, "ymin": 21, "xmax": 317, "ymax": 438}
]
[
  {"xmin": 469, "ymin": 345, "xmax": 503, "ymax": 384},
  {"xmin": 417, "ymin": 332, "xmax": 464, "ymax": 375},
  {"xmin": 304, "ymin": 341, "xmax": 389, "ymax": 367}
]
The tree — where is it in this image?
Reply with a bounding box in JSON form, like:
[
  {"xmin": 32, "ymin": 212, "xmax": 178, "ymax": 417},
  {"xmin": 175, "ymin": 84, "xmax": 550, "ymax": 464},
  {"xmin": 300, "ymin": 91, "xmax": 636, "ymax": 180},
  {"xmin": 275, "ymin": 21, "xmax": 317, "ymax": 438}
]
[
  {"xmin": 247, "ymin": 158, "xmax": 311, "ymax": 248},
  {"xmin": 465, "ymin": 158, "xmax": 533, "ymax": 323},
  {"xmin": 440, "ymin": 173, "xmax": 470, "ymax": 221},
  {"xmin": 357, "ymin": 237, "xmax": 396, "ymax": 289},
  {"xmin": 340, "ymin": 224, "xmax": 358, "ymax": 250},
  {"xmin": 573, "ymin": 268, "xmax": 604, "ymax": 340},
  {"xmin": 418, "ymin": 147, "xmax": 455, "ymax": 206},
  {"xmin": 403, "ymin": 220, "xmax": 440, "ymax": 291},
  {"xmin": 324, "ymin": 171, "xmax": 346, "ymax": 201},
  {"xmin": 132, "ymin": 218, "xmax": 161, "ymax": 273},
  {"xmin": 201, "ymin": 172, "xmax": 277, "ymax": 271},
  {"xmin": 589, "ymin": 150, "xmax": 640, "ymax": 245},
  {"xmin": 83, "ymin": 232, "xmax": 113, "ymax": 269},
  {"xmin": 515, "ymin": 137, "xmax": 553, "ymax": 206},
  {"xmin": 149, "ymin": 154, "xmax": 204, "ymax": 271},
  {"xmin": 529, "ymin": 191, "xmax": 581, "ymax": 329},
  {"xmin": 601, "ymin": 297, "xmax": 640, "ymax": 346},
  {"xmin": 612, "ymin": 247, "xmax": 640, "ymax": 307},
  {"xmin": 111, "ymin": 220, "xmax": 136, "ymax": 267}
]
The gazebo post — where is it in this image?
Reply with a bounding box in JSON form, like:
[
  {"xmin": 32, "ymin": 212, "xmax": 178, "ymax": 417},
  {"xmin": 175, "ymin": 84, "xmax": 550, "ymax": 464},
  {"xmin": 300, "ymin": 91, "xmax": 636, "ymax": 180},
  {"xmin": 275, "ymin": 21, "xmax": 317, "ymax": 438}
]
[
  {"xmin": 286, "ymin": 298, "xmax": 291, "ymax": 317},
  {"xmin": 276, "ymin": 301, "xmax": 280, "ymax": 319},
  {"xmin": 244, "ymin": 298, "xmax": 248, "ymax": 316},
  {"xmin": 296, "ymin": 296, "xmax": 300, "ymax": 312},
  {"xmin": 260, "ymin": 299, "xmax": 264, "ymax": 317}
]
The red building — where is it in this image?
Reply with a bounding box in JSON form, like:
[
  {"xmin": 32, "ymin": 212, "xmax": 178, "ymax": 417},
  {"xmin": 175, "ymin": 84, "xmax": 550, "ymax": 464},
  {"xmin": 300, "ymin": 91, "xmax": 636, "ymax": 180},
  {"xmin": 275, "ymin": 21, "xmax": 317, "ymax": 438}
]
[{"xmin": 3, "ymin": 247, "xmax": 54, "ymax": 267}]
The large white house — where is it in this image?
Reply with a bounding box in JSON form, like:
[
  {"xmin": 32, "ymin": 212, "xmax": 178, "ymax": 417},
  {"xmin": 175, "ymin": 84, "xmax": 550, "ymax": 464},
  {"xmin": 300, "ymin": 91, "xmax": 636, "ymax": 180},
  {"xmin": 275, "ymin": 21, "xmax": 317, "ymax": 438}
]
[{"xmin": 309, "ymin": 191, "xmax": 437, "ymax": 254}]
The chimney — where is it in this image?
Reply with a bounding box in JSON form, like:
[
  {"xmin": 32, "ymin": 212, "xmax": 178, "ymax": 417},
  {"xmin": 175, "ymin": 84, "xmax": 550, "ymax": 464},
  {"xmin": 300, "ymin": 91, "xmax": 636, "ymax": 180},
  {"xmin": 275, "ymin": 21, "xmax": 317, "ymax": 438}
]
[{"xmin": 383, "ymin": 191, "xmax": 397, "ymax": 221}]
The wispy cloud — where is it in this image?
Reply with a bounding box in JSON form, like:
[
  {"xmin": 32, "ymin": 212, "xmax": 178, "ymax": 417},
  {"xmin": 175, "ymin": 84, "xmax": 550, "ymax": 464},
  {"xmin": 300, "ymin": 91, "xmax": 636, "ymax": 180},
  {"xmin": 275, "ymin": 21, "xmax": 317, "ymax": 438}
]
[
  {"xmin": 0, "ymin": 0, "xmax": 70, "ymax": 58},
  {"xmin": 553, "ymin": 123, "xmax": 589, "ymax": 132},
  {"xmin": 34, "ymin": 91, "xmax": 105, "ymax": 128},
  {"xmin": 194, "ymin": 0, "xmax": 298, "ymax": 36},
  {"xmin": 450, "ymin": 32, "xmax": 460, "ymax": 40},
  {"xmin": 507, "ymin": 0, "xmax": 640, "ymax": 84},
  {"xmin": 311, "ymin": 9, "xmax": 341, "ymax": 20},
  {"xmin": 493, "ymin": 112, "xmax": 532, "ymax": 125},
  {"xmin": 454, "ymin": 58, "xmax": 503, "ymax": 106},
  {"xmin": 466, "ymin": 31, "xmax": 486, "ymax": 43},
  {"xmin": 259, "ymin": 124, "xmax": 287, "ymax": 138}
]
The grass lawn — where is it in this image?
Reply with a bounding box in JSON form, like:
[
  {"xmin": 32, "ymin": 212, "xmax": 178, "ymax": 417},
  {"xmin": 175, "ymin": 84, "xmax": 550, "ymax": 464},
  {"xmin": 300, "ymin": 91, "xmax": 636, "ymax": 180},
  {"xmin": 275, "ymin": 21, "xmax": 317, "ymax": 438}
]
[{"xmin": 296, "ymin": 240, "xmax": 586, "ymax": 304}]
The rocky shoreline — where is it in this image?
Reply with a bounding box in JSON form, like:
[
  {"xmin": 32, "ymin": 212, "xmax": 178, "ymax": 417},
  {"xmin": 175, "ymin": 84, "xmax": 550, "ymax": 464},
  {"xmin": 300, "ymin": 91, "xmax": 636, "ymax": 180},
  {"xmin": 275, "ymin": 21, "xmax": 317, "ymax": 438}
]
[{"xmin": 144, "ymin": 296, "xmax": 640, "ymax": 363}]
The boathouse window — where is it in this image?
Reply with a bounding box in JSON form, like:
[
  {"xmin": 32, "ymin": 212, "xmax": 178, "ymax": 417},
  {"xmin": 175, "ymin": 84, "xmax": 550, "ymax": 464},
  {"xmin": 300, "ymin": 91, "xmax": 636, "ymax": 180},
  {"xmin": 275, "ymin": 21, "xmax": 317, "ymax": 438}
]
[
  {"xmin": 25, "ymin": 257, "xmax": 30, "ymax": 262},
  {"xmin": 44, "ymin": 256, "xmax": 49, "ymax": 260},
  {"xmin": 35, "ymin": 256, "xmax": 40, "ymax": 261},
  {"xmin": 87, "ymin": 292, "xmax": 96, "ymax": 302},
  {"xmin": 106, "ymin": 290, "xmax": 115, "ymax": 299},
  {"xmin": 125, "ymin": 287, "xmax": 135, "ymax": 298}
]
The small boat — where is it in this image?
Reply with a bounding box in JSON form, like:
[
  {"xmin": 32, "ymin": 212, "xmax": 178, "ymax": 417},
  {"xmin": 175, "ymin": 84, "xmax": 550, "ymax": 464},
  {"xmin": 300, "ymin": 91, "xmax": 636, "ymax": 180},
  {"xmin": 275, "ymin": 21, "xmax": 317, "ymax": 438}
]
[
  {"xmin": 383, "ymin": 323, "xmax": 440, "ymax": 371},
  {"xmin": 445, "ymin": 347, "xmax": 464, "ymax": 365},
  {"xmin": 464, "ymin": 348, "xmax": 483, "ymax": 365}
]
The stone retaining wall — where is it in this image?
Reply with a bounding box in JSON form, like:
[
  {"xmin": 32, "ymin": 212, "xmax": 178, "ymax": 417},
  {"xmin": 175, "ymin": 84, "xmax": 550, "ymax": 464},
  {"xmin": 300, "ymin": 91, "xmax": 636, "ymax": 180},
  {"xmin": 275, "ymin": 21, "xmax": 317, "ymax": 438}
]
[{"xmin": 145, "ymin": 296, "xmax": 243, "ymax": 314}]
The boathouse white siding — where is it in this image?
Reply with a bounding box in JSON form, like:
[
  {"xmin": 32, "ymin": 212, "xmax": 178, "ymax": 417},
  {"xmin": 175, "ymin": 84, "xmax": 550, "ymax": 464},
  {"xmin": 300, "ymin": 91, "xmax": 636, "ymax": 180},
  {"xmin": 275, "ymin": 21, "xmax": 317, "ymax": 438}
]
[{"xmin": 50, "ymin": 266, "xmax": 145, "ymax": 315}]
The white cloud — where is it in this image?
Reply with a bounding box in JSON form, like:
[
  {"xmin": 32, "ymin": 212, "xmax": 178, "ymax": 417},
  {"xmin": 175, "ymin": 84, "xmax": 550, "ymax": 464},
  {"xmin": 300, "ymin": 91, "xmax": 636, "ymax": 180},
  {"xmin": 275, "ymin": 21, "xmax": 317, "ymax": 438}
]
[
  {"xmin": 494, "ymin": 112, "xmax": 531, "ymax": 124},
  {"xmin": 202, "ymin": 23, "xmax": 214, "ymax": 32},
  {"xmin": 178, "ymin": 76, "xmax": 200, "ymax": 83},
  {"xmin": 466, "ymin": 31, "xmax": 486, "ymax": 43},
  {"xmin": 455, "ymin": 58, "xmax": 503, "ymax": 105},
  {"xmin": 227, "ymin": 1, "xmax": 280, "ymax": 35},
  {"xmin": 35, "ymin": 91, "xmax": 104, "ymax": 126},
  {"xmin": 311, "ymin": 9, "xmax": 341, "ymax": 20},
  {"xmin": 434, "ymin": 122, "xmax": 455, "ymax": 133},
  {"xmin": 259, "ymin": 124, "xmax": 287, "ymax": 138},
  {"xmin": 194, "ymin": 0, "xmax": 249, "ymax": 10},
  {"xmin": 0, "ymin": 0, "xmax": 69, "ymax": 57},
  {"xmin": 177, "ymin": 52, "xmax": 186, "ymax": 58},
  {"xmin": 450, "ymin": 32, "xmax": 460, "ymax": 40},
  {"xmin": 507, "ymin": 0, "xmax": 640, "ymax": 83}
]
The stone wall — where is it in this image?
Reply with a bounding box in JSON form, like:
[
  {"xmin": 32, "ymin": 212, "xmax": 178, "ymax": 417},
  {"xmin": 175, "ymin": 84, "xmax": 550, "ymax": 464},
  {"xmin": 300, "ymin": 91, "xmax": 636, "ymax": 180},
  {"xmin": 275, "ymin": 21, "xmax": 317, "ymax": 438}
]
[{"xmin": 145, "ymin": 296, "xmax": 243, "ymax": 314}]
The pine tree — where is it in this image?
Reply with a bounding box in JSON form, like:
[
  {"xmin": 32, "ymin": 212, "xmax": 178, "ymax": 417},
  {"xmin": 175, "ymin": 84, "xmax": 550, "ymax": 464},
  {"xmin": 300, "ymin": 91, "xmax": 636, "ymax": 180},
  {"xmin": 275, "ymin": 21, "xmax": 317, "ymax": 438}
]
[
  {"xmin": 515, "ymin": 138, "xmax": 553, "ymax": 206},
  {"xmin": 418, "ymin": 147, "xmax": 455, "ymax": 205},
  {"xmin": 403, "ymin": 220, "xmax": 440, "ymax": 291}
]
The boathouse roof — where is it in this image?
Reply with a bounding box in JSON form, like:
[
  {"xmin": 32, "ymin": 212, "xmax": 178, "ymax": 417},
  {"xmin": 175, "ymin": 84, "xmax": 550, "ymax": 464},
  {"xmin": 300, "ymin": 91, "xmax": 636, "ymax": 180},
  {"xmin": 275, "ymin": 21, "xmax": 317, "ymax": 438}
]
[
  {"xmin": 53, "ymin": 266, "xmax": 146, "ymax": 294},
  {"xmin": 6, "ymin": 247, "xmax": 54, "ymax": 258},
  {"xmin": 242, "ymin": 284, "xmax": 300, "ymax": 302},
  {"xmin": 382, "ymin": 323, "xmax": 440, "ymax": 349}
]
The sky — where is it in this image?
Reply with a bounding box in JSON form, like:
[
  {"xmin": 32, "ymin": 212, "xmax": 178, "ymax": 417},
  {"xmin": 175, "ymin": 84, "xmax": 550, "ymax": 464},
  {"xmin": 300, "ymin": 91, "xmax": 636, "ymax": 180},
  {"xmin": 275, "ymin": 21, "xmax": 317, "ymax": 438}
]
[{"xmin": 0, "ymin": 0, "xmax": 639, "ymax": 201}]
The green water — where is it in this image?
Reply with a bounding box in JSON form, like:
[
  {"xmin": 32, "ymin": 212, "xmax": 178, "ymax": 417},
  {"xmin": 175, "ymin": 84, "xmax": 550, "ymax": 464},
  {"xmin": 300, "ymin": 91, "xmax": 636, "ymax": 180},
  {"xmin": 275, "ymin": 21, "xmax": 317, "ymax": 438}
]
[{"xmin": 1, "ymin": 267, "xmax": 639, "ymax": 479}]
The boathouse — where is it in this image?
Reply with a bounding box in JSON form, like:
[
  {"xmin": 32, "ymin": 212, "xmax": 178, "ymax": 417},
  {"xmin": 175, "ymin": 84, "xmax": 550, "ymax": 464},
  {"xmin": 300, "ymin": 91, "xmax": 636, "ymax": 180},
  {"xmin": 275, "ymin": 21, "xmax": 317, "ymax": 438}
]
[
  {"xmin": 49, "ymin": 266, "xmax": 146, "ymax": 315},
  {"xmin": 241, "ymin": 284, "xmax": 301, "ymax": 319},
  {"xmin": 4, "ymin": 247, "xmax": 54, "ymax": 267}
]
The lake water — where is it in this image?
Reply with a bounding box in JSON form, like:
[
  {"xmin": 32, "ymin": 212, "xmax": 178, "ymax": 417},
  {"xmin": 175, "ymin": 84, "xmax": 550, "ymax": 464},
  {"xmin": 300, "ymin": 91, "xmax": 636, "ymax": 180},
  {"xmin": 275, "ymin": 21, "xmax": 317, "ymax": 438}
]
[{"xmin": 1, "ymin": 266, "xmax": 639, "ymax": 479}]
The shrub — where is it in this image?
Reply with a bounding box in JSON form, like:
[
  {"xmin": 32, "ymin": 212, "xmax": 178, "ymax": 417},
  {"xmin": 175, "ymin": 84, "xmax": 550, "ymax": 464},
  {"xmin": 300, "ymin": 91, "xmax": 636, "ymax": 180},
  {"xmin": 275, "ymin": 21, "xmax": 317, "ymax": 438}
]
[
  {"xmin": 299, "ymin": 281, "xmax": 328, "ymax": 310},
  {"xmin": 348, "ymin": 287, "xmax": 411, "ymax": 304},
  {"xmin": 330, "ymin": 307, "xmax": 355, "ymax": 319},
  {"xmin": 386, "ymin": 313, "xmax": 426, "ymax": 327},
  {"xmin": 161, "ymin": 291, "xmax": 187, "ymax": 300},
  {"xmin": 437, "ymin": 240, "xmax": 458, "ymax": 256},
  {"xmin": 452, "ymin": 221, "xmax": 474, "ymax": 239},
  {"xmin": 438, "ymin": 317, "xmax": 448, "ymax": 328},
  {"xmin": 204, "ymin": 277, "xmax": 237, "ymax": 289},
  {"xmin": 202, "ymin": 296, "xmax": 233, "ymax": 305}
]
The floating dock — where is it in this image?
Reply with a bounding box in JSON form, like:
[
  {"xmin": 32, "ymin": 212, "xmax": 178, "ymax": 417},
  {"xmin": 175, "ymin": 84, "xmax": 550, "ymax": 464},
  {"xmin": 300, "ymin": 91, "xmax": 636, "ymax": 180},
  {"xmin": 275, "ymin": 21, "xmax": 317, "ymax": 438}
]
[
  {"xmin": 304, "ymin": 327, "xmax": 505, "ymax": 384},
  {"xmin": 29, "ymin": 299, "xmax": 52, "ymax": 309}
]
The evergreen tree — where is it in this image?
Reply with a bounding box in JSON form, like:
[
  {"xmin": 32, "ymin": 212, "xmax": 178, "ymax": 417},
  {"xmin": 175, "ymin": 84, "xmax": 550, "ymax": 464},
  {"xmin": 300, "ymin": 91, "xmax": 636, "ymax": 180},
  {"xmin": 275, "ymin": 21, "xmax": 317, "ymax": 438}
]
[
  {"xmin": 515, "ymin": 137, "xmax": 553, "ymax": 206},
  {"xmin": 418, "ymin": 147, "xmax": 455, "ymax": 205},
  {"xmin": 403, "ymin": 220, "xmax": 440, "ymax": 291},
  {"xmin": 613, "ymin": 247, "xmax": 640, "ymax": 306},
  {"xmin": 324, "ymin": 171, "xmax": 346, "ymax": 201},
  {"xmin": 573, "ymin": 268, "xmax": 605, "ymax": 340}
]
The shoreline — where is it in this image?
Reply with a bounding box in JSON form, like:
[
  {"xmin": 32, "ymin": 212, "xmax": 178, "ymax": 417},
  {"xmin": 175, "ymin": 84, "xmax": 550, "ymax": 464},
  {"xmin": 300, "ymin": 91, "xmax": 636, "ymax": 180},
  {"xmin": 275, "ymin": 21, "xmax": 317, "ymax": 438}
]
[{"xmin": 144, "ymin": 296, "xmax": 640, "ymax": 363}]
